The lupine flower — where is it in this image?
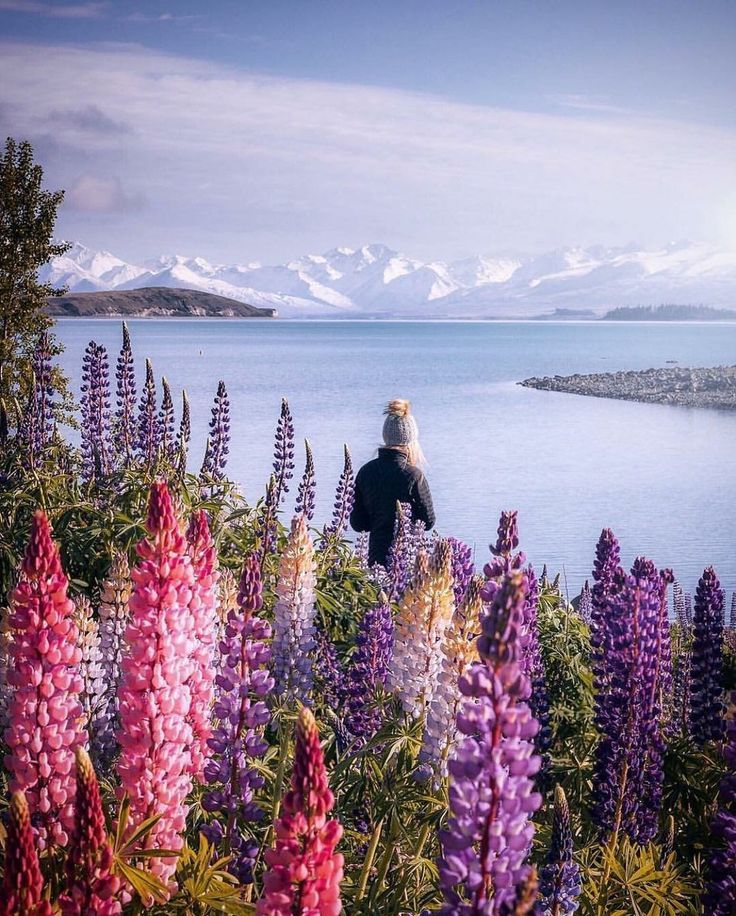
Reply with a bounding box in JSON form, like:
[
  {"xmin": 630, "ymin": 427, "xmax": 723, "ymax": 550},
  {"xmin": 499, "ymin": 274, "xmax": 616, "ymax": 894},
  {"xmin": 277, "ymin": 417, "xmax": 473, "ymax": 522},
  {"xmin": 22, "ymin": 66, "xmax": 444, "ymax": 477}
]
[
  {"xmin": 115, "ymin": 322, "xmax": 137, "ymax": 465},
  {"xmin": 257, "ymin": 475, "xmax": 279, "ymax": 559},
  {"xmin": 704, "ymin": 689, "xmax": 736, "ymax": 913},
  {"xmin": 59, "ymin": 747, "xmax": 121, "ymax": 915},
  {"xmin": 523, "ymin": 565, "xmax": 553, "ymax": 756},
  {"xmin": 272, "ymin": 514, "xmax": 317, "ymax": 702},
  {"xmin": 0, "ymin": 604, "xmax": 13, "ymax": 732},
  {"xmin": 295, "ymin": 439, "xmax": 316, "ymax": 521},
  {"xmin": 74, "ymin": 595, "xmax": 105, "ymax": 734},
  {"xmin": 389, "ymin": 540, "xmax": 455, "ymax": 719},
  {"xmin": 322, "ymin": 445, "xmax": 354, "ymax": 542},
  {"xmin": 116, "ymin": 481, "xmax": 198, "ymax": 887},
  {"xmin": 592, "ymin": 559, "xmax": 669, "ymax": 843},
  {"xmin": 257, "ymin": 707, "xmax": 343, "ymax": 916},
  {"xmin": 136, "ymin": 358, "xmax": 160, "ymax": 467},
  {"xmin": 447, "ymin": 537, "xmax": 474, "ymax": 608},
  {"xmin": 19, "ymin": 333, "xmax": 56, "ymax": 467},
  {"xmin": 4, "ymin": 511, "xmax": 84, "ymax": 848},
  {"xmin": 203, "ymin": 553, "xmax": 274, "ymax": 883},
  {"xmin": 420, "ymin": 576, "xmax": 483, "ymax": 783},
  {"xmin": 201, "ymin": 380, "xmax": 231, "ymax": 479},
  {"xmin": 176, "ymin": 389, "xmax": 191, "ymax": 474},
  {"xmin": 215, "ymin": 566, "xmax": 239, "ymax": 661},
  {"xmin": 343, "ymin": 599, "xmax": 394, "ymax": 745},
  {"xmin": 93, "ymin": 553, "xmax": 132, "ymax": 767},
  {"xmin": 689, "ymin": 566, "xmax": 725, "ymax": 745},
  {"xmin": 314, "ymin": 629, "xmax": 346, "ymax": 711},
  {"xmin": 0, "ymin": 792, "xmax": 51, "ymax": 916},
  {"xmin": 354, "ymin": 532, "xmax": 369, "ymax": 568},
  {"xmin": 385, "ymin": 502, "xmax": 414, "ymax": 600},
  {"xmin": 731, "ymin": 593, "xmax": 736, "ymax": 629},
  {"xmin": 480, "ymin": 510, "xmax": 525, "ymax": 605},
  {"xmin": 186, "ymin": 510, "xmax": 219, "ymax": 780},
  {"xmin": 80, "ymin": 341, "xmax": 112, "ymax": 482},
  {"xmin": 672, "ymin": 622, "xmax": 692, "ymax": 737},
  {"xmin": 589, "ymin": 528, "xmax": 622, "ymax": 758},
  {"xmin": 159, "ymin": 376, "xmax": 176, "ymax": 464},
  {"xmin": 438, "ymin": 569, "xmax": 541, "ymax": 914},
  {"xmin": 684, "ymin": 592, "xmax": 693, "ymax": 627},
  {"xmin": 537, "ymin": 786, "xmax": 581, "ymax": 915},
  {"xmin": 655, "ymin": 569, "xmax": 675, "ymax": 735},
  {"xmin": 578, "ymin": 580, "xmax": 592, "ymax": 623},
  {"xmin": 672, "ymin": 580, "xmax": 688, "ymax": 631},
  {"xmin": 271, "ymin": 398, "xmax": 295, "ymax": 509}
]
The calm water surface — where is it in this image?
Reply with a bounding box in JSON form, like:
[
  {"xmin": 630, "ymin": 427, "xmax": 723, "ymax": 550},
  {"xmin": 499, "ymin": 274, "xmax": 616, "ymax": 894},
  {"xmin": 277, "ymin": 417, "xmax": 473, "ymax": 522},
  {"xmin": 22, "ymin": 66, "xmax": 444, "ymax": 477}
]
[{"xmin": 54, "ymin": 319, "xmax": 736, "ymax": 597}]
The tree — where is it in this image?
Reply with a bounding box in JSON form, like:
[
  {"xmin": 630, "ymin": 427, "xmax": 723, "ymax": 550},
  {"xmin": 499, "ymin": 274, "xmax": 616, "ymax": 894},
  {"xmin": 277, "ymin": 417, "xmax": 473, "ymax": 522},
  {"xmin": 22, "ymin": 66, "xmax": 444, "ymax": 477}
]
[{"xmin": 0, "ymin": 137, "xmax": 70, "ymax": 440}]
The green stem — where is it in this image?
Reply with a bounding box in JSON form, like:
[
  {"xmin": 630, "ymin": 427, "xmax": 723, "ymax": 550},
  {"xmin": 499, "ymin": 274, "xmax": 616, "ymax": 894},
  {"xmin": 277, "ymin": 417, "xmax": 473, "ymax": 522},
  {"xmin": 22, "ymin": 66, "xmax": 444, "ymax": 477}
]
[
  {"xmin": 355, "ymin": 819, "xmax": 383, "ymax": 904},
  {"xmin": 370, "ymin": 816, "xmax": 399, "ymax": 907}
]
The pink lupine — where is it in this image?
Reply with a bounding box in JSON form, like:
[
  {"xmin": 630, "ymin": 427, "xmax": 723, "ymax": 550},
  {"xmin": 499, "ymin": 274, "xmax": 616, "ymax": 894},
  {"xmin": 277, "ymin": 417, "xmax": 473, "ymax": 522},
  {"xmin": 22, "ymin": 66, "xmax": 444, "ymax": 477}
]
[
  {"xmin": 186, "ymin": 509, "xmax": 219, "ymax": 779},
  {"xmin": 257, "ymin": 707, "xmax": 343, "ymax": 915},
  {"xmin": 3, "ymin": 510, "xmax": 84, "ymax": 849},
  {"xmin": 59, "ymin": 747, "xmax": 121, "ymax": 915},
  {"xmin": 0, "ymin": 792, "xmax": 52, "ymax": 916},
  {"xmin": 116, "ymin": 481, "xmax": 198, "ymax": 887}
]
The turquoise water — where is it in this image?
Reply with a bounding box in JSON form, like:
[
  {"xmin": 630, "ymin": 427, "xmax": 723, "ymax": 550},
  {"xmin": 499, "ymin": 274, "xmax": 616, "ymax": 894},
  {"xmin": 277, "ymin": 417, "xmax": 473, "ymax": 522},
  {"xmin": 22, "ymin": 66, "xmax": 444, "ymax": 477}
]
[{"xmin": 54, "ymin": 319, "xmax": 736, "ymax": 597}]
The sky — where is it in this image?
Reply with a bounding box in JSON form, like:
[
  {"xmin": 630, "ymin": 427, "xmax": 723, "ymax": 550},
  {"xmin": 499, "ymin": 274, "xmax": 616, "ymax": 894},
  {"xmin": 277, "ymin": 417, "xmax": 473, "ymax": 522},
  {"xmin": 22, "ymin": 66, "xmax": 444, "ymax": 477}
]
[{"xmin": 1, "ymin": 0, "xmax": 736, "ymax": 264}]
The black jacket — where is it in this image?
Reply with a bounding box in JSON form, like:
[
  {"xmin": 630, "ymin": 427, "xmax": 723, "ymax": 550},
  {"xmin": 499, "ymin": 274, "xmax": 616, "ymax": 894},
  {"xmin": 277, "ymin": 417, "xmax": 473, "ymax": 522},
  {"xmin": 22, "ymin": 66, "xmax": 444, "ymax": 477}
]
[{"xmin": 350, "ymin": 448, "xmax": 436, "ymax": 566}]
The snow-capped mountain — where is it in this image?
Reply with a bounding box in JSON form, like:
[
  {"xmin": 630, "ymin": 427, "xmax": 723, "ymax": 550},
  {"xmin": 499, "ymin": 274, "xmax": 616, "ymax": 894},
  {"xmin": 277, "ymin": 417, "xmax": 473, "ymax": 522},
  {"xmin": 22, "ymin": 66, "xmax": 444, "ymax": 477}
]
[{"xmin": 40, "ymin": 240, "xmax": 736, "ymax": 318}]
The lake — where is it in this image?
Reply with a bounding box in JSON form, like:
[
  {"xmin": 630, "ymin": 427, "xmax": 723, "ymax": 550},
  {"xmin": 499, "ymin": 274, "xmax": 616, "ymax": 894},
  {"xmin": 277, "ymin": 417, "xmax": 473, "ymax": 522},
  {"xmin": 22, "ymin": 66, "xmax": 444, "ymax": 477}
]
[{"xmin": 54, "ymin": 319, "xmax": 736, "ymax": 599}]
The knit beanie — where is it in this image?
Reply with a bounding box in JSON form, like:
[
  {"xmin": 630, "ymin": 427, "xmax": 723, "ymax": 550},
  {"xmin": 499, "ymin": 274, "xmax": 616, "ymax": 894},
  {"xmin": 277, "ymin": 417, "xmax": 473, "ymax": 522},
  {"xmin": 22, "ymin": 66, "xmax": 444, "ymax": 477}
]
[{"xmin": 382, "ymin": 399, "xmax": 419, "ymax": 447}]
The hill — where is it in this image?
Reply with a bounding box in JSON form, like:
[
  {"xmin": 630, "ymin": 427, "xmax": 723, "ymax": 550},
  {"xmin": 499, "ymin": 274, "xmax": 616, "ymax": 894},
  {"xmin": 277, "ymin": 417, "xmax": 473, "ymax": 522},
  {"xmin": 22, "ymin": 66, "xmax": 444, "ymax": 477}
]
[
  {"xmin": 45, "ymin": 287, "xmax": 277, "ymax": 319},
  {"xmin": 603, "ymin": 304, "xmax": 736, "ymax": 321}
]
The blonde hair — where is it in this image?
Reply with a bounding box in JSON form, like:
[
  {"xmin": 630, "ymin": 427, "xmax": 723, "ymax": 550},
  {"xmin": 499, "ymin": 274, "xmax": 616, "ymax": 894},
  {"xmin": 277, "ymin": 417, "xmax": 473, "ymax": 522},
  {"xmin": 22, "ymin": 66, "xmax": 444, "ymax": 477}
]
[{"xmin": 384, "ymin": 398, "xmax": 412, "ymax": 418}]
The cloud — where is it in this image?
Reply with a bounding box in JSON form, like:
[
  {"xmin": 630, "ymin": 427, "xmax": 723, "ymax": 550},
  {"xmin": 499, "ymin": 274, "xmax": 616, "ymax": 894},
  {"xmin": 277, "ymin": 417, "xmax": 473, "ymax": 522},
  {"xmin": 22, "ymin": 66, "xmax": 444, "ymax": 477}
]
[
  {"xmin": 47, "ymin": 104, "xmax": 130, "ymax": 135},
  {"xmin": 0, "ymin": 0, "xmax": 106, "ymax": 18},
  {"xmin": 0, "ymin": 40, "xmax": 734, "ymax": 262},
  {"xmin": 66, "ymin": 175, "xmax": 145, "ymax": 213}
]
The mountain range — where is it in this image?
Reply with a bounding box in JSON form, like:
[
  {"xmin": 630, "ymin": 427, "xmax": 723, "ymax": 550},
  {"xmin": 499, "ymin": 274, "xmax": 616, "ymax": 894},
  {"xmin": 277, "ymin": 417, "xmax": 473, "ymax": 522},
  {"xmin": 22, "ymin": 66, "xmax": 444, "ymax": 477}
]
[{"xmin": 40, "ymin": 240, "xmax": 736, "ymax": 319}]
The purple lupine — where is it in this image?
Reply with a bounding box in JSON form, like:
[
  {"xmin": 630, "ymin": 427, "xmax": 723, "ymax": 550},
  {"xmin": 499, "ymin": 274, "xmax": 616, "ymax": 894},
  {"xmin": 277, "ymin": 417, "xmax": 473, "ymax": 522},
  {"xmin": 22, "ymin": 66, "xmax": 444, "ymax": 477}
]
[
  {"xmin": 201, "ymin": 380, "xmax": 231, "ymax": 479},
  {"xmin": 672, "ymin": 635, "xmax": 692, "ymax": 737},
  {"xmin": 684, "ymin": 592, "xmax": 693, "ymax": 628},
  {"xmin": 589, "ymin": 529, "xmax": 622, "ymax": 746},
  {"xmin": 438, "ymin": 569, "xmax": 541, "ymax": 914},
  {"xmin": 114, "ymin": 322, "xmax": 137, "ymax": 466},
  {"xmin": 295, "ymin": 439, "xmax": 316, "ymax": 521},
  {"xmin": 322, "ymin": 445, "xmax": 354, "ymax": 542},
  {"xmin": 578, "ymin": 580, "xmax": 592, "ymax": 624},
  {"xmin": 271, "ymin": 514, "xmax": 317, "ymax": 702},
  {"xmin": 271, "ymin": 398, "xmax": 295, "ymax": 510},
  {"xmin": 136, "ymin": 358, "xmax": 159, "ymax": 467},
  {"xmin": 314, "ymin": 629, "xmax": 346, "ymax": 711},
  {"xmin": 538, "ymin": 785, "xmax": 581, "ymax": 915},
  {"xmin": 592, "ymin": 558, "xmax": 668, "ymax": 843},
  {"xmin": 730, "ymin": 593, "xmax": 736, "ymax": 629},
  {"xmin": 447, "ymin": 537, "xmax": 474, "ymax": 608},
  {"xmin": 523, "ymin": 565, "xmax": 552, "ymax": 756},
  {"xmin": 655, "ymin": 568, "xmax": 675, "ymax": 735},
  {"xmin": 158, "ymin": 377, "xmax": 175, "ymax": 464},
  {"xmin": 704, "ymin": 690, "xmax": 736, "ymax": 912},
  {"xmin": 203, "ymin": 553, "xmax": 274, "ymax": 884},
  {"xmin": 480, "ymin": 510, "xmax": 525, "ymax": 607},
  {"xmin": 257, "ymin": 475, "xmax": 279, "ymax": 560},
  {"xmin": 33, "ymin": 331, "xmax": 55, "ymax": 453},
  {"xmin": 354, "ymin": 532, "xmax": 369, "ymax": 569},
  {"xmin": 79, "ymin": 341, "xmax": 112, "ymax": 483},
  {"xmin": 176, "ymin": 390, "xmax": 191, "ymax": 474},
  {"xmin": 689, "ymin": 566, "xmax": 725, "ymax": 745},
  {"xmin": 385, "ymin": 502, "xmax": 413, "ymax": 601},
  {"xmin": 672, "ymin": 580, "xmax": 688, "ymax": 631},
  {"xmin": 343, "ymin": 600, "xmax": 394, "ymax": 746}
]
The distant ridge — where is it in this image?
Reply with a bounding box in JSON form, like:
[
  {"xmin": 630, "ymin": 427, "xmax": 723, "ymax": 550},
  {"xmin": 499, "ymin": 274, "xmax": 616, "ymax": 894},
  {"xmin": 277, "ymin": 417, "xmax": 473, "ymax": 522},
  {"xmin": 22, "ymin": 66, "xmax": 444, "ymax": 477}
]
[
  {"xmin": 603, "ymin": 304, "xmax": 736, "ymax": 321},
  {"xmin": 46, "ymin": 287, "xmax": 277, "ymax": 319}
]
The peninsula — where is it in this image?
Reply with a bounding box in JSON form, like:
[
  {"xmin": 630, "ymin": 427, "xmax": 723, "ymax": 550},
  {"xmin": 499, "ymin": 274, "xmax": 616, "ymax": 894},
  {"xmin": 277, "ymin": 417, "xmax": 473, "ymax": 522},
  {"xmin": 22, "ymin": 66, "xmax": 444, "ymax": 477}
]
[
  {"xmin": 519, "ymin": 365, "xmax": 736, "ymax": 410},
  {"xmin": 46, "ymin": 287, "xmax": 277, "ymax": 319}
]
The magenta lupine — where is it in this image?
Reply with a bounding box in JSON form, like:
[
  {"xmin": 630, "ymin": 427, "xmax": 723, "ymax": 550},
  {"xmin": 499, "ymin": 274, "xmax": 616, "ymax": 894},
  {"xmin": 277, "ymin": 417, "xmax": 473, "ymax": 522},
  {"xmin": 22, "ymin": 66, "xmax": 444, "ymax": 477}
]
[
  {"xmin": 136, "ymin": 358, "xmax": 159, "ymax": 467},
  {"xmin": 438, "ymin": 569, "xmax": 541, "ymax": 914},
  {"xmin": 322, "ymin": 444, "xmax": 354, "ymax": 542},
  {"xmin": 0, "ymin": 792, "xmax": 51, "ymax": 916},
  {"xmin": 159, "ymin": 376, "xmax": 176, "ymax": 464},
  {"xmin": 93, "ymin": 554, "xmax": 131, "ymax": 766},
  {"xmin": 80, "ymin": 341, "xmax": 112, "ymax": 482},
  {"xmin": 115, "ymin": 321, "xmax": 137, "ymax": 465},
  {"xmin": 116, "ymin": 481, "xmax": 198, "ymax": 887},
  {"xmin": 295, "ymin": 439, "xmax": 316, "ymax": 521},
  {"xmin": 272, "ymin": 514, "xmax": 317, "ymax": 702},
  {"xmin": 343, "ymin": 599, "xmax": 394, "ymax": 746},
  {"xmin": 186, "ymin": 510, "xmax": 219, "ymax": 780},
  {"xmin": 689, "ymin": 566, "xmax": 725, "ymax": 745},
  {"xmin": 704, "ymin": 690, "xmax": 736, "ymax": 912},
  {"xmin": 203, "ymin": 553, "xmax": 274, "ymax": 884},
  {"xmin": 175, "ymin": 389, "xmax": 191, "ymax": 473},
  {"xmin": 59, "ymin": 747, "xmax": 121, "ymax": 915},
  {"xmin": 271, "ymin": 397, "xmax": 295, "ymax": 509},
  {"xmin": 4, "ymin": 511, "xmax": 85, "ymax": 848},
  {"xmin": 447, "ymin": 537, "xmax": 474, "ymax": 608},
  {"xmin": 537, "ymin": 786, "xmax": 581, "ymax": 915},
  {"xmin": 201, "ymin": 380, "xmax": 231, "ymax": 479},
  {"xmin": 257, "ymin": 707, "xmax": 343, "ymax": 916}
]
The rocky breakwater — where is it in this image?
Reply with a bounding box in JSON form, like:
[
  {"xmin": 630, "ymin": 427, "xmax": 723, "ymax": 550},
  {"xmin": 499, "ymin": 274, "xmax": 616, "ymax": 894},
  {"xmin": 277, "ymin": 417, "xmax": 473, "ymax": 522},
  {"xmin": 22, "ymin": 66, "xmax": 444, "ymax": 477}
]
[{"xmin": 519, "ymin": 365, "xmax": 736, "ymax": 410}]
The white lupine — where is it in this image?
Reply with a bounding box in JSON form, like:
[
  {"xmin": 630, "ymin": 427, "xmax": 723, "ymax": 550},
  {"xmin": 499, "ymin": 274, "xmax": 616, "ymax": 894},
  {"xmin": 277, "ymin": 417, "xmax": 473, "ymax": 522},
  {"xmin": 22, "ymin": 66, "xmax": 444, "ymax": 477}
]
[
  {"xmin": 74, "ymin": 595, "xmax": 106, "ymax": 731},
  {"xmin": 388, "ymin": 540, "xmax": 455, "ymax": 719},
  {"xmin": 272, "ymin": 514, "xmax": 317, "ymax": 702},
  {"xmin": 420, "ymin": 575, "xmax": 483, "ymax": 783}
]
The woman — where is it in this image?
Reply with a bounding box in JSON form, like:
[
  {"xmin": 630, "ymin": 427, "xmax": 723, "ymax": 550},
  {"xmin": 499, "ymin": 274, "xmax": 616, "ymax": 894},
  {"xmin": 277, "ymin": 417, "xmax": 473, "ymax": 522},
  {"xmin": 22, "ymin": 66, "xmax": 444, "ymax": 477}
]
[{"xmin": 350, "ymin": 399, "xmax": 435, "ymax": 567}]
